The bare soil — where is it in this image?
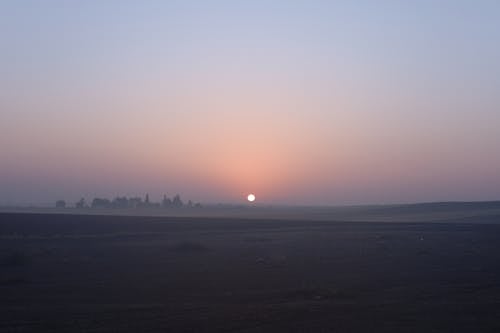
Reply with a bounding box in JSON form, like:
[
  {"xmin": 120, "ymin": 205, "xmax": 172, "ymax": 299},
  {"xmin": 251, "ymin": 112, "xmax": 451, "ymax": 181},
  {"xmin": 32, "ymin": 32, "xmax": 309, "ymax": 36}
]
[{"xmin": 1, "ymin": 212, "xmax": 500, "ymax": 332}]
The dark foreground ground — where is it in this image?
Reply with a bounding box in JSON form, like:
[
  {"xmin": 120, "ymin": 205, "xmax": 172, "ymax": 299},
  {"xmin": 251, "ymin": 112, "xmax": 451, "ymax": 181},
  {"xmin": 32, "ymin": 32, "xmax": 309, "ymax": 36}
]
[{"xmin": 2, "ymin": 212, "xmax": 500, "ymax": 332}]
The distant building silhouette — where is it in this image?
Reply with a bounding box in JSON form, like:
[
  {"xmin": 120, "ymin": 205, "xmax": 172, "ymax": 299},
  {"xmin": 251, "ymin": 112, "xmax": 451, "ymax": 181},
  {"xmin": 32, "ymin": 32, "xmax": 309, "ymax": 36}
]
[{"xmin": 55, "ymin": 200, "xmax": 66, "ymax": 208}]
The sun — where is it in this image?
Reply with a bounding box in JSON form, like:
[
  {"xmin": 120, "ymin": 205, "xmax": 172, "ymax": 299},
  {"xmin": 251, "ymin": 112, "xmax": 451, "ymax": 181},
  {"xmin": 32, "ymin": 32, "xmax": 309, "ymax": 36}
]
[{"xmin": 247, "ymin": 194, "xmax": 256, "ymax": 202}]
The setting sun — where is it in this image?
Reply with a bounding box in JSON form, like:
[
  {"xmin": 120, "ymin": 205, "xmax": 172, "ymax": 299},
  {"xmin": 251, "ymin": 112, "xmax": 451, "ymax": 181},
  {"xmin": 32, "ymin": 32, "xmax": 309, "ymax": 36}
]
[{"xmin": 247, "ymin": 194, "xmax": 256, "ymax": 202}]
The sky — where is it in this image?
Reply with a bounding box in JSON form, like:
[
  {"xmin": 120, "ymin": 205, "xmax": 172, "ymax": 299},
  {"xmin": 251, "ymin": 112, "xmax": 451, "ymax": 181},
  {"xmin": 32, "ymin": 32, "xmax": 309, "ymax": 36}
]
[{"xmin": 1, "ymin": 0, "xmax": 500, "ymax": 206}]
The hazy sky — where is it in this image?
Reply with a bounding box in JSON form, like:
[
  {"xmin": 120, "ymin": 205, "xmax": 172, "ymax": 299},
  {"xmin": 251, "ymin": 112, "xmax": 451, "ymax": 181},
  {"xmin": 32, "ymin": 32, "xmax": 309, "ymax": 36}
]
[{"xmin": 1, "ymin": 1, "xmax": 500, "ymax": 205}]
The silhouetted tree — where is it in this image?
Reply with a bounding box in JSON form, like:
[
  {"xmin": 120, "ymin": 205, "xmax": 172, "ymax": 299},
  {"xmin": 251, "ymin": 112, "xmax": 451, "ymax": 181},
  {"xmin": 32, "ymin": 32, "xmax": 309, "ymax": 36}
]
[
  {"xmin": 91, "ymin": 198, "xmax": 111, "ymax": 208},
  {"xmin": 75, "ymin": 198, "xmax": 87, "ymax": 209},
  {"xmin": 172, "ymin": 194, "xmax": 183, "ymax": 208},
  {"xmin": 128, "ymin": 197, "xmax": 143, "ymax": 208},
  {"xmin": 55, "ymin": 200, "xmax": 66, "ymax": 208},
  {"xmin": 79, "ymin": 194, "xmax": 199, "ymax": 209},
  {"xmin": 112, "ymin": 196, "xmax": 129, "ymax": 208},
  {"xmin": 162, "ymin": 195, "xmax": 172, "ymax": 208}
]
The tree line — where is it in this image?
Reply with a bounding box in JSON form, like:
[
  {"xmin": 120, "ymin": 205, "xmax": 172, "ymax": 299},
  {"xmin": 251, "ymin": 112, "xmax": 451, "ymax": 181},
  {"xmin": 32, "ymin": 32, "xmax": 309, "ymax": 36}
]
[{"xmin": 55, "ymin": 194, "xmax": 202, "ymax": 209}]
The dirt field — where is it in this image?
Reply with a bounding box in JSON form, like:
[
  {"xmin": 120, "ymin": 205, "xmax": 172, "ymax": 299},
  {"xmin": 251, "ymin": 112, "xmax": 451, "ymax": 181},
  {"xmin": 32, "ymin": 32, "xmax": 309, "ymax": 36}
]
[{"xmin": 2, "ymin": 211, "xmax": 500, "ymax": 332}]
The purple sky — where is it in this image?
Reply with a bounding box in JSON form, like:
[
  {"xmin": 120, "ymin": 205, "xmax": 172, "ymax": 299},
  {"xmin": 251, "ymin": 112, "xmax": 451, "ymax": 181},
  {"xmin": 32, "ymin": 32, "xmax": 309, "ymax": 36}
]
[{"xmin": 1, "ymin": 1, "xmax": 500, "ymax": 205}]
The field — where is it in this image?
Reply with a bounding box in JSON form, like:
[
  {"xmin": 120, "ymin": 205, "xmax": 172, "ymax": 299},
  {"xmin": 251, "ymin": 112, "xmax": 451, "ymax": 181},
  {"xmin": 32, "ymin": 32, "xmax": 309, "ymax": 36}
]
[{"xmin": 2, "ymin": 206, "xmax": 500, "ymax": 332}]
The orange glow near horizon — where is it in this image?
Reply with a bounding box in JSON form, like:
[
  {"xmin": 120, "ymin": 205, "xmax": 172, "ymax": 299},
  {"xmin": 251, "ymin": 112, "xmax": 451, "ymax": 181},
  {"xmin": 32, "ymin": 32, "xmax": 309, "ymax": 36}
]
[{"xmin": 2, "ymin": 1, "xmax": 500, "ymax": 205}]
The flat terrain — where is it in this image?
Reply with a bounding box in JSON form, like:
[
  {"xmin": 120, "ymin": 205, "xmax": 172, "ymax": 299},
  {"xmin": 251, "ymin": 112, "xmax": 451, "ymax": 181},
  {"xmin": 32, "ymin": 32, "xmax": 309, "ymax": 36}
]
[{"xmin": 2, "ymin": 211, "xmax": 500, "ymax": 332}]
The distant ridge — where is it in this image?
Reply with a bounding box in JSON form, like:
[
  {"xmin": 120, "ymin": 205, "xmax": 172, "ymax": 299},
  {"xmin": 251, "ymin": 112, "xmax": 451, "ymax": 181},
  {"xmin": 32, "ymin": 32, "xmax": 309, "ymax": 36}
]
[{"xmin": 367, "ymin": 201, "xmax": 500, "ymax": 214}]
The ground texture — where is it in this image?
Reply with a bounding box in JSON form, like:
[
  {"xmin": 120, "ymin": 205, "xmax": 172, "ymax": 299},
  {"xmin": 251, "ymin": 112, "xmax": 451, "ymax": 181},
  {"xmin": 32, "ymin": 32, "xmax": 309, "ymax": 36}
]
[{"xmin": 2, "ymin": 212, "xmax": 500, "ymax": 332}]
